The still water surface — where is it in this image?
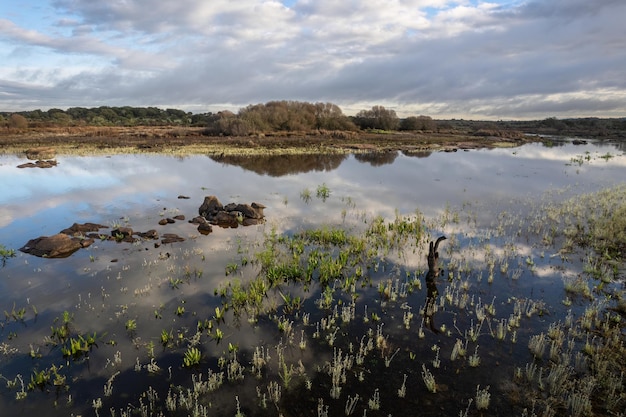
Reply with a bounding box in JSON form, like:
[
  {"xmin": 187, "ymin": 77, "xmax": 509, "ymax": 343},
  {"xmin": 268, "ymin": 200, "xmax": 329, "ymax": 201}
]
[{"xmin": 0, "ymin": 139, "xmax": 624, "ymax": 416}]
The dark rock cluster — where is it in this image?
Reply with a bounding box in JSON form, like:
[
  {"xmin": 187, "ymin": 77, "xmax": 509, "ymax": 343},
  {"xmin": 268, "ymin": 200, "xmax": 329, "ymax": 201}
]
[
  {"xmin": 20, "ymin": 222, "xmax": 184, "ymax": 258},
  {"xmin": 21, "ymin": 222, "xmax": 106, "ymax": 258},
  {"xmin": 20, "ymin": 196, "xmax": 266, "ymax": 258},
  {"xmin": 17, "ymin": 160, "xmax": 58, "ymax": 169},
  {"xmin": 198, "ymin": 195, "xmax": 265, "ymax": 228}
]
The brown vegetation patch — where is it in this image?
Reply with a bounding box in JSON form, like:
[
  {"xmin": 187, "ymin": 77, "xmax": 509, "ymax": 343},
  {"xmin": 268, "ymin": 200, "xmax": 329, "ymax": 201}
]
[{"xmin": 0, "ymin": 126, "xmax": 543, "ymax": 156}]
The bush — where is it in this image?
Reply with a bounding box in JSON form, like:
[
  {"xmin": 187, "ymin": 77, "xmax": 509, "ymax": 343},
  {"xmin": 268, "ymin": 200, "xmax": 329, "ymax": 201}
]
[
  {"xmin": 354, "ymin": 106, "xmax": 399, "ymax": 131},
  {"xmin": 399, "ymin": 116, "xmax": 435, "ymax": 131},
  {"xmin": 9, "ymin": 113, "xmax": 28, "ymax": 129}
]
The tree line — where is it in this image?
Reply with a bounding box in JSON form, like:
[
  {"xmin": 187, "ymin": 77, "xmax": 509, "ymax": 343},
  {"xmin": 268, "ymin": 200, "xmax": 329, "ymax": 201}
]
[
  {"xmin": 0, "ymin": 101, "xmax": 437, "ymax": 134},
  {"xmin": 0, "ymin": 106, "xmax": 203, "ymax": 127},
  {"xmin": 2, "ymin": 102, "xmax": 624, "ymax": 138}
]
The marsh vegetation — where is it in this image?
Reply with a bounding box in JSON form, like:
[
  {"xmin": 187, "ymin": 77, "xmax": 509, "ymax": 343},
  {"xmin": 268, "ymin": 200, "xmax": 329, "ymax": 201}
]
[{"xmin": 0, "ymin": 139, "xmax": 624, "ymax": 416}]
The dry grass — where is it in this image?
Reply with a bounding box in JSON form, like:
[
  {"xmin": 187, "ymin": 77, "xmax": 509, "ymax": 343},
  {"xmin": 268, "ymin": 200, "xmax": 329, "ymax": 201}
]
[{"xmin": 0, "ymin": 126, "xmax": 540, "ymax": 157}]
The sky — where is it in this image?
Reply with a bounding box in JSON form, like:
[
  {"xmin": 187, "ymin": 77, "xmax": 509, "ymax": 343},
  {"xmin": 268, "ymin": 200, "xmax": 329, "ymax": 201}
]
[{"xmin": 0, "ymin": 0, "xmax": 625, "ymax": 119}]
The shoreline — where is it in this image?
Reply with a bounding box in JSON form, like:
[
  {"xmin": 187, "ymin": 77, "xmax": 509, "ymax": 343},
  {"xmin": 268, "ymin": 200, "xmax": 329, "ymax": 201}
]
[{"xmin": 0, "ymin": 127, "xmax": 542, "ymax": 156}]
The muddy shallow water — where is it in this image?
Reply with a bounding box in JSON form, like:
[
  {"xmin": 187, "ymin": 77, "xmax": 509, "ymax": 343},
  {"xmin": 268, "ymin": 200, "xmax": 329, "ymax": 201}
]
[{"xmin": 0, "ymin": 139, "xmax": 625, "ymax": 416}]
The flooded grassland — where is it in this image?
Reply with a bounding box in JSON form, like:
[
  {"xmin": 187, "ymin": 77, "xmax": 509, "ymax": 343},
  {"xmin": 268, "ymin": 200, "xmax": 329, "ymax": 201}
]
[{"xmin": 0, "ymin": 138, "xmax": 625, "ymax": 417}]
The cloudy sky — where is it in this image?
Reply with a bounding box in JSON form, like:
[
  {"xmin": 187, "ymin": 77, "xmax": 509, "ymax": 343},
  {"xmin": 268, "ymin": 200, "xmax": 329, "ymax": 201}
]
[{"xmin": 1, "ymin": 0, "xmax": 624, "ymax": 119}]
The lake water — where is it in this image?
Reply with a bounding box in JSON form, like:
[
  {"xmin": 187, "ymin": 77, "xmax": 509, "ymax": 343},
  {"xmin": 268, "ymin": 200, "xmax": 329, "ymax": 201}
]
[{"xmin": 0, "ymin": 138, "xmax": 624, "ymax": 416}]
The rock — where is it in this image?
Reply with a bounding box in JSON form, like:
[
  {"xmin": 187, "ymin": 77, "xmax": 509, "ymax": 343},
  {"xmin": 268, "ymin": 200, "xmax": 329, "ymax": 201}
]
[
  {"xmin": 111, "ymin": 227, "xmax": 138, "ymax": 243},
  {"xmin": 111, "ymin": 227, "xmax": 134, "ymax": 239},
  {"xmin": 20, "ymin": 233, "xmax": 83, "ymax": 258},
  {"xmin": 20, "ymin": 219, "xmax": 184, "ymax": 259},
  {"xmin": 80, "ymin": 238, "xmax": 95, "ymax": 248},
  {"xmin": 137, "ymin": 230, "xmax": 159, "ymax": 239},
  {"xmin": 199, "ymin": 196, "xmax": 223, "ymax": 217},
  {"xmin": 212, "ymin": 211, "xmax": 240, "ymax": 228},
  {"xmin": 252, "ymin": 202, "xmax": 266, "ymax": 215},
  {"xmin": 572, "ymin": 139, "xmax": 588, "ymax": 145},
  {"xmin": 158, "ymin": 218, "xmax": 169, "ymax": 225},
  {"xmin": 197, "ymin": 223, "xmax": 213, "ymax": 235},
  {"xmin": 161, "ymin": 234, "xmax": 185, "ymax": 244},
  {"xmin": 199, "ymin": 196, "xmax": 266, "ymax": 227},
  {"xmin": 242, "ymin": 218, "xmax": 263, "ymax": 226},
  {"xmin": 17, "ymin": 160, "xmax": 58, "ymax": 169},
  {"xmin": 189, "ymin": 216, "xmax": 207, "ymax": 225},
  {"xmin": 173, "ymin": 215, "xmax": 185, "ymax": 221},
  {"xmin": 177, "ymin": 195, "xmax": 191, "ymax": 199},
  {"xmin": 230, "ymin": 203, "xmax": 263, "ymax": 219},
  {"xmin": 60, "ymin": 222, "xmax": 108, "ymax": 236}
]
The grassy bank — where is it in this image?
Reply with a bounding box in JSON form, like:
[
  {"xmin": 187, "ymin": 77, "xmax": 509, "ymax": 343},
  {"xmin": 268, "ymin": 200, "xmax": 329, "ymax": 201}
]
[{"xmin": 0, "ymin": 126, "xmax": 539, "ymax": 156}]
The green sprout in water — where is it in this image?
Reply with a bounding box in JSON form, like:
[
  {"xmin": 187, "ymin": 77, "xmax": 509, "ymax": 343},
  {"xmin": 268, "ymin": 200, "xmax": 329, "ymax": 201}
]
[
  {"xmin": 4, "ymin": 303, "xmax": 26, "ymax": 322},
  {"xmin": 316, "ymin": 183, "xmax": 331, "ymax": 201},
  {"xmin": 300, "ymin": 188, "xmax": 312, "ymax": 203},
  {"xmin": 125, "ymin": 319, "xmax": 137, "ymax": 334},
  {"xmin": 0, "ymin": 244, "xmax": 16, "ymax": 266},
  {"xmin": 599, "ymin": 152, "xmax": 614, "ymax": 161},
  {"xmin": 27, "ymin": 365, "xmax": 66, "ymax": 392},
  {"xmin": 160, "ymin": 329, "xmax": 173, "ymax": 347},
  {"xmin": 183, "ymin": 347, "xmax": 201, "ymax": 367},
  {"xmin": 213, "ymin": 328, "xmax": 224, "ymax": 343},
  {"xmin": 213, "ymin": 306, "xmax": 225, "ymax": 322},
  {"xmin": 61, "ymin": 333, "xmax": 98, "ymax": 360}
]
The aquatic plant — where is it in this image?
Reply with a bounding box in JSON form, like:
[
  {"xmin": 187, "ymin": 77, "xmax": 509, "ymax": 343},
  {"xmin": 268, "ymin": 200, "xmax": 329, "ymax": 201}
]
[
  {"xmin": 125, "ymin": 319, "xmax": 137, "ymax": 334},
  {"xmin": 316, "ymin": 183, "xmax": 331, "ymax": 201},
  {"xmin": 300, "ymin": 188, "xmax": 312, "ymax": 203},
  {"xmin": 160, "ymin": 329, "xmax": 173, "ymax": 347},
  {"xmin": 183, "ymin": 347, "xmax": 201, "ymax": 367},
  {"xmin": 475, "ymin": 385, "xmax": 490, "ymax": 411},
  {"xmin": 4, "ymin": 172, "xmax": 626, "ymax": 417},
  {"xmin": 421, "ymin": 364, "xmax": 437, "ymax": 393},
  {"xmin": 0, "ymin": 243, "xmax": 16, "ymax": 266},
  {"xmin": 60, "ymin": 333, "xmax": 98, "ymax": 360},
  {"xmin": 4, "ymin": 303, "xmax": 26, "ymax": 322}
]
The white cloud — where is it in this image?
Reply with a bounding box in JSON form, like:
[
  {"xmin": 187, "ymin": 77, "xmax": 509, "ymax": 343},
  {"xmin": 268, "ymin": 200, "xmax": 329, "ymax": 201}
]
[{"xmin": 0, "ymin": 0, "xmax": 624, "ymax": 118}]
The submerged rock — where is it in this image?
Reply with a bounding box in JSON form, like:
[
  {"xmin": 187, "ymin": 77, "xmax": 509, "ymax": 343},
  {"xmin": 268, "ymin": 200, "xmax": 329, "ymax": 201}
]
[
  {"xmin": 137, "ymin": 229, "xmax": 159, "ymax": 240},
  {"xmin": 197, "ymin": 223, "xmax": 213, "ymax": 235},
  {"xmin": 161, "ymin": 233, "xmax": 185, "ymax": 244},
  {"xmin": 20, "ymin": 196, "xmax": 263, "ymax": 259},
  {"xmin": 189, "ymin": 216, "xmax": 207, "ymax": 224},
  {"xmin": 60, "ymin": 222, "xmax": 108, "ymax": 236},
  {"xmin": 21, "ymin": 220, "xmax": 176, "ymax": 258},
  {"xmin": 17, "ymin": 160, "xmax": 58, "ymax": 169},
  {"xmin": 20, "ymin": 233, "xmax": 83, "ymax": 258}
]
